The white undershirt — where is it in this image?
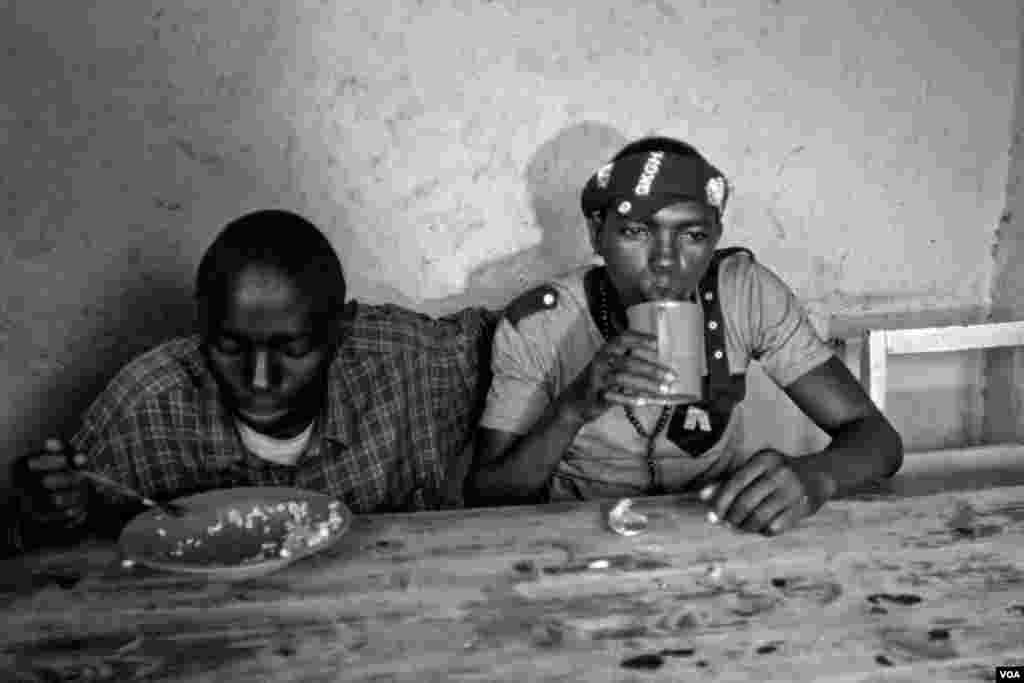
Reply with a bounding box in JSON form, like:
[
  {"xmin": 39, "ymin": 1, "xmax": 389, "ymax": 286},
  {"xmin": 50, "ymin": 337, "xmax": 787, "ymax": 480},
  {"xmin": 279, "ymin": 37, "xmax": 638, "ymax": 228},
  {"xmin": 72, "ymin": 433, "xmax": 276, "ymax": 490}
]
[{"xmin": 235, "ymin": 418, "xmax": 315, "ymax": 465}]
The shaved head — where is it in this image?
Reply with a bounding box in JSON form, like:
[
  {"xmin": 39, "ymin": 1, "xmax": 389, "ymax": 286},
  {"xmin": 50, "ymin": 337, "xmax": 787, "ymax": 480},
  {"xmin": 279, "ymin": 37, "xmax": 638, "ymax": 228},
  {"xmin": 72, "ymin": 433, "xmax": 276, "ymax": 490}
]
[{"xmin": 195, "ymin": 210, "xmax": 348, "ymax": 332}]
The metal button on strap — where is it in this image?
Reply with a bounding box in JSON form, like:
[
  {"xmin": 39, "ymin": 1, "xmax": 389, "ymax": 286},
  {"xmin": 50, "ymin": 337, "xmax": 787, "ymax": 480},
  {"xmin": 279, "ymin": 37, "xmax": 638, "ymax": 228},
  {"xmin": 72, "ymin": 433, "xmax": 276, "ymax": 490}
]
[
  {"xmin": 713, "ymin": 349, "xmax": 724, "ymax": 360},
  {"xmin": 704, "ymin": 292, "xmax": 714, "ymax": 301},
  {"xmin": 707, "ymin": 320, "xmax": 718, "ymax": 330}
]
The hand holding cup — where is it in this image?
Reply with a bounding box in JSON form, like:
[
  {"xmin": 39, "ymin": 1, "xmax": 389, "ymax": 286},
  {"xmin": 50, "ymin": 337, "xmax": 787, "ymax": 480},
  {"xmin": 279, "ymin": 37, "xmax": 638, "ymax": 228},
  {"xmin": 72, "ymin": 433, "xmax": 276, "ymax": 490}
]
[{"xmin": 566, "ymin": 330, "xmax": 679, "ymax": 423}]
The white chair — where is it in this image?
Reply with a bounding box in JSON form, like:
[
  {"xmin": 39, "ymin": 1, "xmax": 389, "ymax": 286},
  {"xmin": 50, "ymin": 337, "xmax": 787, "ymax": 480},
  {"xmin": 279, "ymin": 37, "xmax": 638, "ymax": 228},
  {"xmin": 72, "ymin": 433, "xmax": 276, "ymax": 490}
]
[
  {"xmin": 860, "ymin": 320, "xmax": 1024, "ymax": 413},
  {"xmin": 857, "ymin": 320, "xmax": 1024, "ymax": 484}
]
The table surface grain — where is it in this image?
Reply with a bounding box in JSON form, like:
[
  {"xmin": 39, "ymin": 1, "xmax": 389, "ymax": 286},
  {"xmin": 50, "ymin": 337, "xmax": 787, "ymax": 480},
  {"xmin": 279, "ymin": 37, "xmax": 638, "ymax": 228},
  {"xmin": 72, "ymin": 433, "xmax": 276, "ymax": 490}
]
[{"xmin": 2, "ymin": 446, "xmax": 1024, "ymax": 682}]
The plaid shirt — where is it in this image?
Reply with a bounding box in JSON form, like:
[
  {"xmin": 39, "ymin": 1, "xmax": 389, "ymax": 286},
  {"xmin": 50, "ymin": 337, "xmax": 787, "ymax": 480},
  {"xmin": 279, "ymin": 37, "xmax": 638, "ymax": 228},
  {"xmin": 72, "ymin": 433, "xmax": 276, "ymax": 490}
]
[{"xmin": 69, "ymin": 304, "xmax": 496, "ymax": 514}]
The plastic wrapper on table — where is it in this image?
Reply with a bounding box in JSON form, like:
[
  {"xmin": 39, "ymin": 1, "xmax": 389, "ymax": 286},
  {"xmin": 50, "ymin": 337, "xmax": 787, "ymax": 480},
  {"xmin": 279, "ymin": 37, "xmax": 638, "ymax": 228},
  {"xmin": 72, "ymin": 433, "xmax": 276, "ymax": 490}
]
[{"xmin": 607, "ymin": 498, "xmax": 648, "ymax": 536}]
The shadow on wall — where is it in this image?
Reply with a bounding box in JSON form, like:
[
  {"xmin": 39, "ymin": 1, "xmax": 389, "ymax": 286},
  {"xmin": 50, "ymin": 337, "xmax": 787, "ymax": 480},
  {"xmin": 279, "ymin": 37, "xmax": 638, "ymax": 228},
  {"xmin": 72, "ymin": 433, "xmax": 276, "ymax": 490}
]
[
  {"xmin": 417, "ymin": 121, "xmax": 628, "ymax": 316},
  {"xmin": 40, "ymin": 273, "xmax": 195, "ymax": 448},
  {"xmin": 18, "ymin": 121, "xmax": 628, "ymax": 464}
]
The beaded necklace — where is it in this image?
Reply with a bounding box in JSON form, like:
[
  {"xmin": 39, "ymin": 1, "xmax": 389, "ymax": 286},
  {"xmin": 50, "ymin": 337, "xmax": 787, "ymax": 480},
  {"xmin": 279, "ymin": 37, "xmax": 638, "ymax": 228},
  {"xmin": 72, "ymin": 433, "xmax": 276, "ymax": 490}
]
[{"xmin": 596, "ymin": 273, "xmax": 673, "ymax": 493}]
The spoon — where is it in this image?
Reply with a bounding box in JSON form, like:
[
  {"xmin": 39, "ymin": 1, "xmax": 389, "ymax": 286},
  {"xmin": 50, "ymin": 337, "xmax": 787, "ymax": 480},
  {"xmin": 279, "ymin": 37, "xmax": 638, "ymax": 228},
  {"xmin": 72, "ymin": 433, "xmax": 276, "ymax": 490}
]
[{"xmin": 78, "ymin": 470, "xmax": 186, "ymax": 517}]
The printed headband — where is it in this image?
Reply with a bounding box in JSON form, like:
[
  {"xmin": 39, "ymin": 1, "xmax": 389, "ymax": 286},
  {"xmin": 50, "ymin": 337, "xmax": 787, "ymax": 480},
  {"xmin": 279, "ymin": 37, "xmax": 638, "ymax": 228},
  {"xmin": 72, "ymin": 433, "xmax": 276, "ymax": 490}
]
[{"xmin": 580, "ymin": 149, "xmax": 729, "ymax": 220}]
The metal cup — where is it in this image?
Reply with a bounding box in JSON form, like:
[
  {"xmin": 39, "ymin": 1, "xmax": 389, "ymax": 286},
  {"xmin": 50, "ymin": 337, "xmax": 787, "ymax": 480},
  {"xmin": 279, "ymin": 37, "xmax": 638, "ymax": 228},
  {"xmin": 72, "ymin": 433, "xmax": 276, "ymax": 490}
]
[{"xmin": 626, "ymin": 300, "xmax": 705, "ymax": 405}]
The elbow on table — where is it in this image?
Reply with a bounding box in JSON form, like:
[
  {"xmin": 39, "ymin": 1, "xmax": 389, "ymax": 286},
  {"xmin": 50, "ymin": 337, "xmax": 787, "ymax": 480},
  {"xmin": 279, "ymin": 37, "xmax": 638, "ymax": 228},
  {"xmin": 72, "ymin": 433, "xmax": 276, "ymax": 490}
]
[
  {"xmin": 464, "ymin": 468, "xmax": 544, "ymax": 508},
  {"xmin": 462, "ymin": 471, "xmax": 491, "ymax": 507},
  {"xmin": 466, "ymin": 429, "xmax": 547, "ymax": 507},
  {"xmin": 878, "ymin": 414, "xmax": 905, "ymax": 479}
]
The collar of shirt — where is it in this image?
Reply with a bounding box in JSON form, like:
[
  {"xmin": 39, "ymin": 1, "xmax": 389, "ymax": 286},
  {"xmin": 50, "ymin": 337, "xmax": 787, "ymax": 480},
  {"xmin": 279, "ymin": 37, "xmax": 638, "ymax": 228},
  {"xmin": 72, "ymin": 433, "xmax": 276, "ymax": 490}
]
[
  {"xmin": 235, "ymin": 417, "xmax": 315, "ymax": 464},
  {"xmin": 320, "ymin": 350, "xmax": 361, "ymax": 447}
]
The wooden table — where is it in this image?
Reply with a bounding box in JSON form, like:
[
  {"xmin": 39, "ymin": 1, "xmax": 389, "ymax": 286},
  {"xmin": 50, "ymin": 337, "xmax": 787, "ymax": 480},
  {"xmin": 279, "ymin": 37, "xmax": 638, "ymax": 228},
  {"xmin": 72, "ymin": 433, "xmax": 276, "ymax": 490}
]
[{"xmin": 2, "ymin": 447, "xmax": 1024, "ymax": 682}]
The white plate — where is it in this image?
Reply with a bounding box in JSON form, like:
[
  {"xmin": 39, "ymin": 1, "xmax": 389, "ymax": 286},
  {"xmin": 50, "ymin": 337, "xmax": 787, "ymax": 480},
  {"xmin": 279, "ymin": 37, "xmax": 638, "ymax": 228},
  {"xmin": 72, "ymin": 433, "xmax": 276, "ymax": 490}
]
[{"xmin": 118, "ymin": 487, "xmax": 352, "ymax": 581}]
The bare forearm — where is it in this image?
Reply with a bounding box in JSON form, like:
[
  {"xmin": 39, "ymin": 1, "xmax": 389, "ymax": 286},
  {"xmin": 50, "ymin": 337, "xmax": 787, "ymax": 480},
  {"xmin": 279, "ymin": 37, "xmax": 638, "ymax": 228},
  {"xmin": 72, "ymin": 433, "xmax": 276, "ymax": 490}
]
[
  {"xmin": 794, "ymin": 413, "xmax": 904, "ymax": 502},
  {"xmin": 471, "ymin": 398, "xmax": 587, "ymax": 504}
]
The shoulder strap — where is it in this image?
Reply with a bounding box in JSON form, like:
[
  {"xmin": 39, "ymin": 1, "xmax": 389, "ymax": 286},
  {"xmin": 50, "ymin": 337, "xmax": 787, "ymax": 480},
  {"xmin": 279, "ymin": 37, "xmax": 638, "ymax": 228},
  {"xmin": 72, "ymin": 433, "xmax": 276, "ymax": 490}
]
[{"xmin": 503, "ymin": 284, "xmax": 560, "ymax": 329}]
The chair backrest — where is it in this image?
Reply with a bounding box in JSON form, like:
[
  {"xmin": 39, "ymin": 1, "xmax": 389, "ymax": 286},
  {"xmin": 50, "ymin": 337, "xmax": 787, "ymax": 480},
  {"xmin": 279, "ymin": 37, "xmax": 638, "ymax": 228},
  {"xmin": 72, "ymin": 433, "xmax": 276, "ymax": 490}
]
[{"xmin": 860, "ymin": 320, "xmax": 1024, "ymax": 412}]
